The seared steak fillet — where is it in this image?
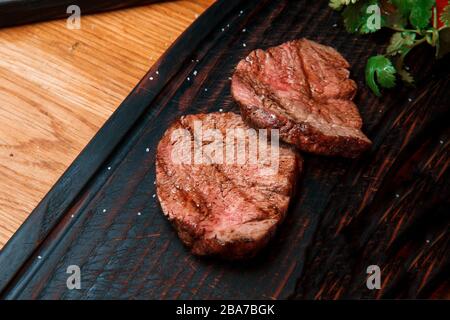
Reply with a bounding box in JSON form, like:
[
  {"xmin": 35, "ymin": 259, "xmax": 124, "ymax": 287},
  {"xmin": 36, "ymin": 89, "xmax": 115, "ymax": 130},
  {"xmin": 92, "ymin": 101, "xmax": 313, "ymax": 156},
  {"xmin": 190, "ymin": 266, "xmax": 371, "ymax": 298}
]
[
  {"xmin": 231, "ymin": 38, "xmax": 372, "ymax": 158},
  {"xmin": 156, "ymin": 112, "xmax": 302, "ymax": 259}
]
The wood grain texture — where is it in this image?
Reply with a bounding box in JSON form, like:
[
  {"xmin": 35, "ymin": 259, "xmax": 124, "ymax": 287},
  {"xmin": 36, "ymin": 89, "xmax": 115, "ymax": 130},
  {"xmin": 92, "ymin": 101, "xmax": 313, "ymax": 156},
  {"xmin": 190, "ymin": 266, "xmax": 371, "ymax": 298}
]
[
  {"xmin": 0, "ymin": 0, "xmax": 213, "ymax": 249},
  {"xmin": 0, "ymin": 0, "xmax": 448, "ymax": 299}
]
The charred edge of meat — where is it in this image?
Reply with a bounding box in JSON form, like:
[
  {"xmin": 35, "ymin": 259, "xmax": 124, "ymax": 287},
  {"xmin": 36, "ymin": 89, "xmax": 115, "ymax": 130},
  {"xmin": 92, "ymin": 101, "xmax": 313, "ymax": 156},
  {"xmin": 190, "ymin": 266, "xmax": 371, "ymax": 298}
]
[
  {"xmin": 231, "ymin": 38, "xmax": 372, "ymax": 158},
  {"xmin": 237, "ymin": 103, "xmax": 372, "ymax": 159}
]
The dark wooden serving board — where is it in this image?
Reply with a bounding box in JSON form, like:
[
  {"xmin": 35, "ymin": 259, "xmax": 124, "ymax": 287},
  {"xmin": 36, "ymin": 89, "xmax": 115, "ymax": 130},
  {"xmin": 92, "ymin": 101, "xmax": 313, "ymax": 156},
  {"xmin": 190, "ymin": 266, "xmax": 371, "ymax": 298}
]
[
  {"xmin": 0, "ymin": 0, "xmax": 163, "ymax": 29},
  {"xmin": 0, "ymin": 0, "xmax": 448, "ymax": 299}
]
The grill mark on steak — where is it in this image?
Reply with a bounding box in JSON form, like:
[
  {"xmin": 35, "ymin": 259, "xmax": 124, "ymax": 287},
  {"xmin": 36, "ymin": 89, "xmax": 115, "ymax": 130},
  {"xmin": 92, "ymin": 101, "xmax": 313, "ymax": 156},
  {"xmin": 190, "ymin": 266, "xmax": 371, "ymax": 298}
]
[
  {"xmin": 156, "ymin": 112, "xmax": 302, "ymax": 259},
  {"xmin": 178, "ymin": 116, "xmax": 285, "ymax": 218},
  {"xmin": 231, "ymin": 38, "xmax": 372, "ymax": 158}
]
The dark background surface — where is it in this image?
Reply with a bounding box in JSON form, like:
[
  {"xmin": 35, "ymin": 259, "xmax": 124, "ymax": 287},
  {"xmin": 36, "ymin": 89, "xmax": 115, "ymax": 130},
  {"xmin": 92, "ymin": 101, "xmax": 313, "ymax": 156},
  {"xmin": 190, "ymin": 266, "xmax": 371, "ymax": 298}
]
[
  {"xmin": 0, "ymin": 0, "xmax": 448, "ymax": 299},
  {"xmin": 0, "ymin": 0, "xmax": 163, "ymax": 29}
]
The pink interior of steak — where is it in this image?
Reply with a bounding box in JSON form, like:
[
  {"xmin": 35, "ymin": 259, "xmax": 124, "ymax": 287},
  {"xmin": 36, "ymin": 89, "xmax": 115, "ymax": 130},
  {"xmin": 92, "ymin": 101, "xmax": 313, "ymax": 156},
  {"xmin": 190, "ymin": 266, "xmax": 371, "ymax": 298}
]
[
  {"xmin": 231, "ymin": 39, "xmax": 371, "ymax": 154},
  {"xmin": 156, "ymin": 113, "xmax": 301, "ymax": 257}
]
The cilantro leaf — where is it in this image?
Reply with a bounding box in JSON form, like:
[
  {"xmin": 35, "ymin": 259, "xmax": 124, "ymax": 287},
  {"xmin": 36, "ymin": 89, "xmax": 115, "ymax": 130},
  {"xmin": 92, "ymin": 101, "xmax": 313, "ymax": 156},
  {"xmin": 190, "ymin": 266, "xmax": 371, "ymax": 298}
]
[
  {"xmin": 397, "ymin": 68, "xmax": 414, "ymax": 84},
  {"xmin": 386, "ymin": 32, "xmax": 416, "ymax": 55},
  {"xmin": 329, "ymin": 0, "xmax": 360, "ymax": 10},
  {"xmin": 365, "ymin": 55, "xmax": 397, "ymax": 96},
  {"xmin": 342, "ymin": 0, "xmax": 382, "ymax": 34},
  {"xmin": 342, "ymin": 2, "xmax": 363, "ymax": 32},
  {"xmin": 384, "ymin": 7, "xmax": 408, "ymax": 29},
  {"xmin": 391, "ymin": 0, "xmax": 412, "ymax": 16},
  {"xmin": 330, "ymin": 0, "xmax": 344, "ymax": 10},
  {"xmin": 409, "ymin": 0, "xmax": 435, "ymax": 29},
  {"xmin": 440, "ymin": 5, "xmax": 450, "ymax": 26}
]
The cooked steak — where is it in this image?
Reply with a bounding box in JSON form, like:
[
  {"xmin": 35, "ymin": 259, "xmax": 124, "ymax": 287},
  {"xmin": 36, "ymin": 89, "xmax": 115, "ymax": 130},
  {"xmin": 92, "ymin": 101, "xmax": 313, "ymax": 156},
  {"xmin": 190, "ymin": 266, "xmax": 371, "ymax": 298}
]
[
  {"xmin": 156, "ymin": 112, "xmax": 302, "ymax": 259},
  {"xmin": 231, "ymin": 38, "xmax": 372, "ymax": 158}
]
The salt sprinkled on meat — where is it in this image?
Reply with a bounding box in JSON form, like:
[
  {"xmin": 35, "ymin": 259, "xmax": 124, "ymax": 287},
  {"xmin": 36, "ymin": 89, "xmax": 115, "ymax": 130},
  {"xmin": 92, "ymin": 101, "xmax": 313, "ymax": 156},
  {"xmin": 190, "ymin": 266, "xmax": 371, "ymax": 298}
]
[{"xmin": 155, "ymin": 112, "xmax": 302, "ymax": 259}]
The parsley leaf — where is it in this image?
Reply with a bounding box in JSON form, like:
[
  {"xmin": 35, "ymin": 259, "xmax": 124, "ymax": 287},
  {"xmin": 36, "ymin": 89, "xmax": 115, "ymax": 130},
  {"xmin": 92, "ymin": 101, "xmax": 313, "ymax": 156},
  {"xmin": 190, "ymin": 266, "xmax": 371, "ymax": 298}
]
[
  {"xmin": 409, "ymin": 0, "xmax": 435, "ymax": 29},
  {"xmin": 440, "ymin": 5, "xmax": 450, "ymax": 27},
  {"xmin": 365, "ymin": 55, "xmax": 397, "ymax": 96}
]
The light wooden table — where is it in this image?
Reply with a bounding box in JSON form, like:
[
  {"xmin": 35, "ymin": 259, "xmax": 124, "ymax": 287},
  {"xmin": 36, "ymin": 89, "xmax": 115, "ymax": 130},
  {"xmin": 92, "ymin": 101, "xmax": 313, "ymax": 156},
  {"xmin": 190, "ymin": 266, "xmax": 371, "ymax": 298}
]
[{"xmin": 0, "ymin": 0, "xmax": 213, "ymax": 249}]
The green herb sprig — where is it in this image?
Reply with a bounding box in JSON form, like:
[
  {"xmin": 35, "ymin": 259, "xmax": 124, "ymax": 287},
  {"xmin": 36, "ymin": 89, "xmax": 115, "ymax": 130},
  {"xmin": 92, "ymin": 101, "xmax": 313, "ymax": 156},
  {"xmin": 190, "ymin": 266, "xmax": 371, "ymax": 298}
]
[{"xmin": 330, "ymin": 0, "xmax": 450, "ymax": 96}]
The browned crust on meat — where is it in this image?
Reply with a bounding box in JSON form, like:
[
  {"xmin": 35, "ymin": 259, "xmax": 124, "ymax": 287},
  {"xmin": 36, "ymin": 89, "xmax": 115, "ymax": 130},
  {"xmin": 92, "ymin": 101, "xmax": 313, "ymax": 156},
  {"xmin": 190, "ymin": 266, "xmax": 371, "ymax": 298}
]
[
  {"xmin": 156, "ymin": 112, "xmax": 302, "ymax": 259},
  {"xmin": 231, "ymin": 38, "xmax": 372, "ymax": 158},
  {"xmin": 237, "ymin": 103, "xmax": 370, "ymax": 158}
]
